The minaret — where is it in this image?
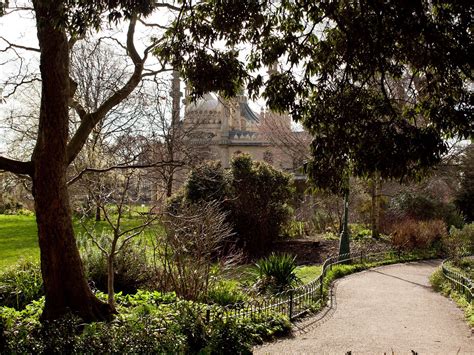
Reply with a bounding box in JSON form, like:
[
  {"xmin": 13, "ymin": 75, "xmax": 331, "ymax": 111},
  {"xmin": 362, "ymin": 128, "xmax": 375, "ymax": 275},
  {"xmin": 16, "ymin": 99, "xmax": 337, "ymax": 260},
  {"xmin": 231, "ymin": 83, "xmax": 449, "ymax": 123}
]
[{"xmin": 170, "ymin": 70, "xmax": 181, "ymax": 126}]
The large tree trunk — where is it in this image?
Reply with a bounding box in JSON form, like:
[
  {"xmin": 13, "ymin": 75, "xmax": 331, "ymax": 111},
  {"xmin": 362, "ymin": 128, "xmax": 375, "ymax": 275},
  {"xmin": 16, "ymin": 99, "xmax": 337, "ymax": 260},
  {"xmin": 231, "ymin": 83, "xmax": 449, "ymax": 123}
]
[{"xmin": 32, "ymin": 1, "xmax": 113, "ymax": 322}]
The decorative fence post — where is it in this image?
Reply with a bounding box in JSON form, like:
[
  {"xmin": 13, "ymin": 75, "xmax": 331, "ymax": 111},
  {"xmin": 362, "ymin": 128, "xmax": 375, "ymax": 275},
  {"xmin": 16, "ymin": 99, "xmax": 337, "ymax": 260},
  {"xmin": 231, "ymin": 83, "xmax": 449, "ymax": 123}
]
[{"xmin": 288, "ymin": 290, "xmax": 294, "ymax": 320}]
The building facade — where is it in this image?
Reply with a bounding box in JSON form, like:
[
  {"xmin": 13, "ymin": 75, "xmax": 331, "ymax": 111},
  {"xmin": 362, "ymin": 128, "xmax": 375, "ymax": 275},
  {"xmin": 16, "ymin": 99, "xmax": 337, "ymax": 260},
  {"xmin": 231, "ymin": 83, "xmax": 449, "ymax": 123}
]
[{"xmin": 177, "ymin": 65, "xmax": 300, "ymax": 172}]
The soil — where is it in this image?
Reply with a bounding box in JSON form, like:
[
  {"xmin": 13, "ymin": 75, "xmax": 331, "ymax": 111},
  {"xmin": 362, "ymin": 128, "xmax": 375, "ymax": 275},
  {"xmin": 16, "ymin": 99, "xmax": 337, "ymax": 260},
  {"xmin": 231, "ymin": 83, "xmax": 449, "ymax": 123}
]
[{"xmin": 255, "ymin": 260, "xmax": 473, "ymax": 354}]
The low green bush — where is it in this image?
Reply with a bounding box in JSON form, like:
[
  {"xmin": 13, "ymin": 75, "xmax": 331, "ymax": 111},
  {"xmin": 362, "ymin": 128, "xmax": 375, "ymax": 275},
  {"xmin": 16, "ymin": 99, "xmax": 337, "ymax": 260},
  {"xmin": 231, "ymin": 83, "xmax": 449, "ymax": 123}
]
[
  {"xmin": 282, "ymin": 220, "xmax": 306, "ymax": 239},
  {"xmin": 207, "ymin": 280, "xmax": 246, "ymax": 306},
  {"xmin": 349, "ymin": 223, "xmax": 372, "ymax": 240},
  {"xmin": 79, "ymin": 235, "xmax": 152, "ymax": 295},
  {"xmin": 0, "ymin": 200, "xmax": 24, "ymax": 215},
  {"xmin": 0, "ymin": 260, "xmax": 43, "ymax": 310},
  {"xmin": 429, "ymin": 268, "xmax": 473, "ymax": 327},
  {"xmin": 443, "ymin": 223, "xmax": 474, "ymax": 262},
  {"xmin": 3, "ymin": 208, "xmax": 35, "ymax": 217},
  {"xmin": 0, "ymin": 290, "xmax": 291, "ymax": 354}
]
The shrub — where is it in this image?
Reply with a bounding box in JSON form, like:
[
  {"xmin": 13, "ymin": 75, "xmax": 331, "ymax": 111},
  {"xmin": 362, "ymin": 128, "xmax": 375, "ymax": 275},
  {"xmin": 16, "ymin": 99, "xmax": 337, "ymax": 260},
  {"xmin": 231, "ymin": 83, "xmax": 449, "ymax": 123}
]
[
  {"xmin": 156, "ymin": 201, "xmax": 235, "ymax": 301},
  {"xmin": 0, "ymin": 260, "xmax": 43, "ymax": 310},
  {"xmin": 185, "ymin": 160, "xmax": 230, "ymax": 203},
  {"xmin": 3, "ymin": 208, "xmax": 35, "ymax": 216},
  {"xmin": 349, "ymin": 223, "xmax": 372, "ymax": 241},
  {"xmin": 390, "ymin": 219, "xmax": 446, "ymax": 250},
  {"xmin": 387, "ymin": 192, "xmax": 464, "ymax": 228},
  {"xmin": 254, "ymin": 253, "xmax": 300, "ymax": 293},
  {"xmin": 0, "ymin": 294, "xmax": 291, "ymax": 354},
  {"xmin": 229, "ymin": 154, "xmax": 293, "ymax": 256},
  {"xmin": 168, "ymin": 155, "xmax": 294, "ymax": 258},
  {"xmin": 0, "ymin": 200, "xmax": 23, "ymax": 215},
  {"xmin": 429, "ymin": 268, "xmax": 474, "ymax": 327},
  {"xmin": 207, "ymin": 280, "xmax": 246, "ymax": 306},
  {"xmin": 443, "ymin": 223, "xmax": 474, "ymax": 262},
  {"xmin": 0, "ymin": 308, "xmax": 186, "ymax": 354},
  {"xmin": 79, "ymin": 235, "xmax": 152, "ymax": 295},
  {"xmin": 455, "ymin": 144, "xmax": 474, "ymax": 223},
  {"xmin": 282, "ymin": 220, "xmax": 306, "ymax": 239}
]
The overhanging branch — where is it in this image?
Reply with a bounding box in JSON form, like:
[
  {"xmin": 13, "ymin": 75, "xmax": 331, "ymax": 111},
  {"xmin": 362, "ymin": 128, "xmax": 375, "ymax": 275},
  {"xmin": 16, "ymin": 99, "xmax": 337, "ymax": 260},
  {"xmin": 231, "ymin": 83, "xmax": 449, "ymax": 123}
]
[{"xmin": 0, "ymin": 156, "xmax": 33, "ymax": 175}]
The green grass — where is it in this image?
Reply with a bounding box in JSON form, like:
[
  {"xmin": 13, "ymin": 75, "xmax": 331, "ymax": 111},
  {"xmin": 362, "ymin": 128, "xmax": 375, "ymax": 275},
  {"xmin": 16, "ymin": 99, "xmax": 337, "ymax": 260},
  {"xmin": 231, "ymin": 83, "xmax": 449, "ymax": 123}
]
[
  {"xmin": 0, "ymin": 215, "xmax": 39, "ymax": 270},
  {"xmin": 224, "ymin": 263, "xmax": 323, "ymax": 286},
  {"xmin": 295, "ymin": 265, "xmax": 322, "ymax": 284},
  {"xmin": 0, "ymin": 214, "xmax": 165, "ymax": 271}
]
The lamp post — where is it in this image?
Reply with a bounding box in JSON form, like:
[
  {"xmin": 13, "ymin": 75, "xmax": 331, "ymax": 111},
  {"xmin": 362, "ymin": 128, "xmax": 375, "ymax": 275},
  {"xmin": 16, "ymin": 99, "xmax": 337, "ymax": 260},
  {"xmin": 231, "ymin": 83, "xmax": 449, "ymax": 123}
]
[{"xmin": 338, "ymin": 186, "xmax": 350, "ymax": 260}]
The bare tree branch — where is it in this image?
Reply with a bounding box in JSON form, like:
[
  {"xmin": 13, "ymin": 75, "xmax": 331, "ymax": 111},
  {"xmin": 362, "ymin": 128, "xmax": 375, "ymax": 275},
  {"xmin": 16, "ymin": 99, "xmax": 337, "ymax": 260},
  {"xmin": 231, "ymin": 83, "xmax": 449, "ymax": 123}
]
[
  {"xmin": 0, "ymin": 156, "xmax": 33, "ymax": 175},
  {"xmin": 67, "ymin": 160, "xmax": 184, "ymax": 185},
  {"xmin": 67, "ymin": 14, "xmax": 147, "ymax": 164},
  {"xmin": 0, "ymin": 36, "xmax": 40, "ymax": 52}
]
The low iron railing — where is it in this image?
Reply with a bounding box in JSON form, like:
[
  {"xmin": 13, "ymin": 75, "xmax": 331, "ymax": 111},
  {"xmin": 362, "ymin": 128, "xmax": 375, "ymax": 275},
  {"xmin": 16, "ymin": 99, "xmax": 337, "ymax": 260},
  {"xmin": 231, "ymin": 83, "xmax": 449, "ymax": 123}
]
[
  {"xmin": 210, "ymin": 249, "xmax": 404, "ymax": 322},
  {"xmin": 441, "ymin": 258, "xmax": 473, "ymax": 303}
]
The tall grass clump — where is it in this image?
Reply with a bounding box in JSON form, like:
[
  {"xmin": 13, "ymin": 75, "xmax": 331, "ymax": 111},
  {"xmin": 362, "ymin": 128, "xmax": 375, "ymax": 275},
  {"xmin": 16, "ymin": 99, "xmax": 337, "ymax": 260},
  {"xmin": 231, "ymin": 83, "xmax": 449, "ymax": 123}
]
[
  {"xmin": 0, "ymin": 260, "xmax": 43, "ymax": 310},
  {"xmin": 254, "ymin": 253, "xmax": 300, "ymax": 293}
]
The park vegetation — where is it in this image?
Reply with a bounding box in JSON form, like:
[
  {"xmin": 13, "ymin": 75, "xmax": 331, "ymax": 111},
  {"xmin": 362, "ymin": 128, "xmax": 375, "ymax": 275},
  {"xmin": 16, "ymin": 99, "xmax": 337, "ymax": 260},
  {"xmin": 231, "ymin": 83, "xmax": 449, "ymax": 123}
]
[{"xmin": 0, "ymin": 0, "xmax": 472, "ymax": 352}]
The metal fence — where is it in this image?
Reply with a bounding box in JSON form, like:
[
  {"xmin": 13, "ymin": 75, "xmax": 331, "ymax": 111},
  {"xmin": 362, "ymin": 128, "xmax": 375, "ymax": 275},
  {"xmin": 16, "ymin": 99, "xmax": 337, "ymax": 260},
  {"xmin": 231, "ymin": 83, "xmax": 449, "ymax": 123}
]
[
  {"xmin": 441, "ymin": 258, "xmax": 473, "ymax": 303},
  {"xmin": 210, "ymin": 249, "xmax": 401, "ymax": 322}
]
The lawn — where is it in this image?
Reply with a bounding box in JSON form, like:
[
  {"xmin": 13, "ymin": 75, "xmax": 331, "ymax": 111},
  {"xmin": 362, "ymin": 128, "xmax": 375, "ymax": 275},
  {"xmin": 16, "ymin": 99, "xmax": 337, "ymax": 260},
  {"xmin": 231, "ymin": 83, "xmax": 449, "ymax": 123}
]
[
  {"xmin": 0, "ymin": 215, "xmax": 39, "ymax": 270},
  {"xmin": 0, "ymin": 214, "xmax": 323, "ymax": 286},
  {"xmin": 0, "ymin": 214, "xmax": 165, "ymax": 271},
  {"xmin": 295, "ymin": 264, "xmax": 323, "ymax": 283}
]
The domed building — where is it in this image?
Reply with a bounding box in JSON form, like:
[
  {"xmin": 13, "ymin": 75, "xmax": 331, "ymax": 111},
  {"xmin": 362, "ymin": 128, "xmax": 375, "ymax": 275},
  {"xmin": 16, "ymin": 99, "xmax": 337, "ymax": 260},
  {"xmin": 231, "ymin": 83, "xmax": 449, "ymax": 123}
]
[{"xmin": 179, "ymin": 71, "xmax": 295, "ymax": 171}]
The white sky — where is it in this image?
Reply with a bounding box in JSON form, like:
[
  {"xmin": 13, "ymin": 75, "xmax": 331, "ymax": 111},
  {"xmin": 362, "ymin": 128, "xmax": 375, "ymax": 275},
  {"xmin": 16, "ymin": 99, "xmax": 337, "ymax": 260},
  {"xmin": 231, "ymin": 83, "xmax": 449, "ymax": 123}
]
[{"xmin": 0, "ymin": 2, "xmax": 302, "ymax": 154}]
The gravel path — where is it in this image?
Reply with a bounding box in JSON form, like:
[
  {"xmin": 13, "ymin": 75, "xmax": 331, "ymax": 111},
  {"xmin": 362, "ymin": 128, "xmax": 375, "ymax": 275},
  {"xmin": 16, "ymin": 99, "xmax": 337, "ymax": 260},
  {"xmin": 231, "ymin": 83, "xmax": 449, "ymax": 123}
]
[{"xmin": 255, "ymin": 260, "xmax": 473, "ymax": 354}]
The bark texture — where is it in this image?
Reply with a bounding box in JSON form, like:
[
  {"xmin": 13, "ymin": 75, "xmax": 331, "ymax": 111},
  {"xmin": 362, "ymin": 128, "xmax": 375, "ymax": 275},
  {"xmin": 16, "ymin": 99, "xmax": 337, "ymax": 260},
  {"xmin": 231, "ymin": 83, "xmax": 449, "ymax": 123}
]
[{"xmin": 32, "ymin": 0, "xmax": 113, "ymax": 322}]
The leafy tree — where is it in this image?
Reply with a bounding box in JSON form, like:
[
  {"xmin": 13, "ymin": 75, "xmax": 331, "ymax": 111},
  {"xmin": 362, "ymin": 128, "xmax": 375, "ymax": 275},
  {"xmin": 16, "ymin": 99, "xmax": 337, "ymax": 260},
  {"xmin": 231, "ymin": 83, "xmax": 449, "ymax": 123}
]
[
  {"xmin": 173, "ymin": 154, "xmax": 293, "ymax": 257},
  {"xmin": 185, "ymin": 161, "xmax": 229, "ymax": 203},
  {"xmin": 161, "ymin": 0, "xmax": 473, "ymax": 195},
  {"xmin": 0, "ymin": 0, "xmax": 168, "ymax": 322},
  {"xmin": 229, "ymin": 154, "xmax": 293, "ymax": 257}
]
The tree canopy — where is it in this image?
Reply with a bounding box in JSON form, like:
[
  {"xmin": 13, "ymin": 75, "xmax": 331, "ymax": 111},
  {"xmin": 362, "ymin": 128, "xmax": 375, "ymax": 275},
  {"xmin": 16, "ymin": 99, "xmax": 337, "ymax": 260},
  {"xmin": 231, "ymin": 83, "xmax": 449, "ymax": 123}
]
[{"xmin": 161, "ymin": 0, "xmax": 473, "ymax": 194}]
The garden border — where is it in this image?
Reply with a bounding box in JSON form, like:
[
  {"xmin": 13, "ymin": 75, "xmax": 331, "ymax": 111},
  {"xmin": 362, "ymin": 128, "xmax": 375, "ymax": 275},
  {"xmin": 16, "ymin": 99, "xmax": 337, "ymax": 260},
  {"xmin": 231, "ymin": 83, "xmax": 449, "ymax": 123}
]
[{"xmin": 441, "ymin": 257, "xmax": 473, "ymax": 303}]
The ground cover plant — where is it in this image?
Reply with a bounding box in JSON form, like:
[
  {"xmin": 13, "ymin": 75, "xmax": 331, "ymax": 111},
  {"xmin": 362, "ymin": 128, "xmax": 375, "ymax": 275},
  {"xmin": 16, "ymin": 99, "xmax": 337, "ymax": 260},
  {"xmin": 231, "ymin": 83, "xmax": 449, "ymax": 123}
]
[
  {"xmin": 0, "ymin": 291, "xmax": 291, "ymax": 354},
  {"xmin": 430, "ymin": 264, "xmax": 473, "ymax": 327}
]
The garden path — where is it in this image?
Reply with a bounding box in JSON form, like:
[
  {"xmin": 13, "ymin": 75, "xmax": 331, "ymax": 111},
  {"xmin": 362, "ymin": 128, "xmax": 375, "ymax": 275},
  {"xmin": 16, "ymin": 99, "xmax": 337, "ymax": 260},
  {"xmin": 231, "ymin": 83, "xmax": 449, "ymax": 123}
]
[{"xmin": 255, "ymin": 260, "xmax": 473, "ymax": 354}]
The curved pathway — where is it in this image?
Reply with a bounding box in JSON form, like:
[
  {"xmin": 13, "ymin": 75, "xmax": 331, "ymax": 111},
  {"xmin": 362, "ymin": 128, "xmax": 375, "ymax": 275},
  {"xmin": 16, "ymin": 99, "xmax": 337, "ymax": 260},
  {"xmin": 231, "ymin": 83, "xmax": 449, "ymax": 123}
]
[{"xmin": 255, "ymin": 260, "xmax": 473, "ymax": 354}]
